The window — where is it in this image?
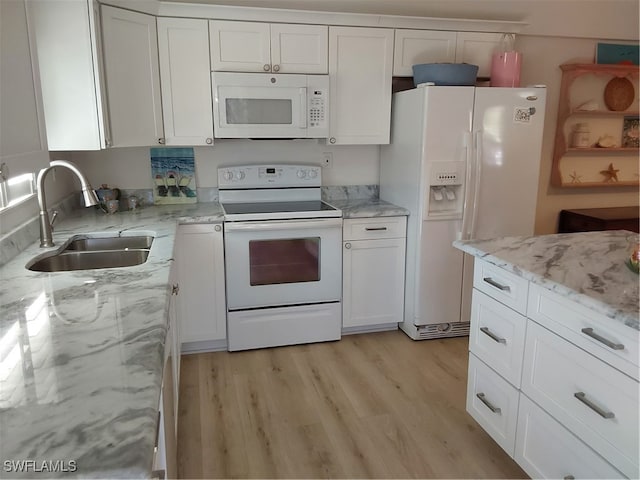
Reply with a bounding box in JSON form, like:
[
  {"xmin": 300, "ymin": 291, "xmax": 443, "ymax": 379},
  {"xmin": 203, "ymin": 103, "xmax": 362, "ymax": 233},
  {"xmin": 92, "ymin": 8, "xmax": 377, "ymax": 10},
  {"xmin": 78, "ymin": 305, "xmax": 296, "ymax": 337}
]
[{"xmin": 0, "ymin": 171, "xmax": 36, "ymax": 211}]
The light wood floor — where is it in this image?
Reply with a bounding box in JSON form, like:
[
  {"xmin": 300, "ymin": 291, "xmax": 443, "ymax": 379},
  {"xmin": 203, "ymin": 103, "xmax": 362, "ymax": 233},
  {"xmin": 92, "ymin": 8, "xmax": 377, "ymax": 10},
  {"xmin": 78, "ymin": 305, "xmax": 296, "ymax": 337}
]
[{"xmin": 177, "ymin": 330, "xmax": 528, "ymax": 479}]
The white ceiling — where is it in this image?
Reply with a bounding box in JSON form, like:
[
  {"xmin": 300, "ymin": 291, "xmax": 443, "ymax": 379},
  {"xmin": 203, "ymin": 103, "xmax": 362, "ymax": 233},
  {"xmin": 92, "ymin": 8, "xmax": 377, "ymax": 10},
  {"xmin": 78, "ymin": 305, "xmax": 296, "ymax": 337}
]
[{"xmin": 166, "ymin": 0, "xmax": 640, "ymax": 40}]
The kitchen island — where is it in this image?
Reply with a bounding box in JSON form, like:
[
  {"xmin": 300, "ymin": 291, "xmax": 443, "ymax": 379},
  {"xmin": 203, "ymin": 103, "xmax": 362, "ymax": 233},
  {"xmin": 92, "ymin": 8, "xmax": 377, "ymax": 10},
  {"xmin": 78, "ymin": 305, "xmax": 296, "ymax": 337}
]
[{"xmin": 454, "ymin": 230, "xmax": 639, "ymax": 479}]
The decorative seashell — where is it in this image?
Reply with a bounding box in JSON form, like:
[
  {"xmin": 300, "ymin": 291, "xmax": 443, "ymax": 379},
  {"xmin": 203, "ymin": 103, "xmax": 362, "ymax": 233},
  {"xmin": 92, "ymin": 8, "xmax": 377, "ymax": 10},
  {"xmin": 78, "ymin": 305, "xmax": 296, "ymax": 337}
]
[
  {"xmin": 576, "ymin": 100, "xmax": 599, "ymax": 111},
  {"xmin": 596, "ymin": 134, "xmax": 617, "ymax": 148}
]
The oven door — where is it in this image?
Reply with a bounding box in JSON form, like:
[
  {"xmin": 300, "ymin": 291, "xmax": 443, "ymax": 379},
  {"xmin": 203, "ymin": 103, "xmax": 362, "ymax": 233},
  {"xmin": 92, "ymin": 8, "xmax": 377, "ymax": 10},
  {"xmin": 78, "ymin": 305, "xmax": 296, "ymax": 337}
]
[{"xmin": 224, "ymin": 218, "xmax": 342, "ymax": 310}]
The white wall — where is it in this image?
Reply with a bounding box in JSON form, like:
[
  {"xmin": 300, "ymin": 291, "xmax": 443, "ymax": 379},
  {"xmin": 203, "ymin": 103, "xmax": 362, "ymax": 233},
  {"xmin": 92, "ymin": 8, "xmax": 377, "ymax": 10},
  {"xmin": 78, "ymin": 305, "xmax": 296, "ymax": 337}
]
[
  {"xmin": 517, "ymin": 35, "xmax": 639, "ymax": 234},
  {"xmin": 70, "ymin": 140, "xmax": 380, "ymax": 189}
]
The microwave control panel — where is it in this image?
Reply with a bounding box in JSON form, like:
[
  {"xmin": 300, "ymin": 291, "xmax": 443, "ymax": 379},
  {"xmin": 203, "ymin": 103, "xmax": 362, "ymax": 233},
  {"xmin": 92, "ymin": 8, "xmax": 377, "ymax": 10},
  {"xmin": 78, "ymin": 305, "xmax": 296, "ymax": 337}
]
[{"xmin": 308, "ymin": 90, "xmax": 327, "ymax": 130}]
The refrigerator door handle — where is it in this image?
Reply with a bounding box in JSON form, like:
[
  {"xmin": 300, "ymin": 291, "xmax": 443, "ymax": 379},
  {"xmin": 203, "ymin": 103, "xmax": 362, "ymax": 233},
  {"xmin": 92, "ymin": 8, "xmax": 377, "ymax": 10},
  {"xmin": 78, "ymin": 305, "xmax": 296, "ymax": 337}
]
[
  {"xmin": 460, "ymin": 131, "xmax": 473, "ymax": 240},
  {"xmin": 469, "ymin": 130, "xmax": 483, "ymax": 239}
]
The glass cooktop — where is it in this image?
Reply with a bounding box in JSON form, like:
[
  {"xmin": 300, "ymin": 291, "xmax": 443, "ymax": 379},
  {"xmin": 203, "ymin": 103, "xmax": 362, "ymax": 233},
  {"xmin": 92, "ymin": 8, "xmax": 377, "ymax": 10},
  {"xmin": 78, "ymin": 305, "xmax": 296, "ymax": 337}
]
[
  {"xmin": 221, "ymin": 200, "xmax": 341, "ymax": 221},
  {"xmin": 222, "ymin": 201, "xmax": 337, "ymax": 215}
]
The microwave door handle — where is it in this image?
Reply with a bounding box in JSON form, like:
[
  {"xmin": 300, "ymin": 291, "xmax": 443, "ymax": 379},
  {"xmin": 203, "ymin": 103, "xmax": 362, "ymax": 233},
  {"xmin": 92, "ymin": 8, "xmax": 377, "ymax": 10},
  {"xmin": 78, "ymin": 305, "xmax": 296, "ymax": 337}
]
[{"xmin": 299, "ymin": 88, "xmax": 307, "ymax": 128}]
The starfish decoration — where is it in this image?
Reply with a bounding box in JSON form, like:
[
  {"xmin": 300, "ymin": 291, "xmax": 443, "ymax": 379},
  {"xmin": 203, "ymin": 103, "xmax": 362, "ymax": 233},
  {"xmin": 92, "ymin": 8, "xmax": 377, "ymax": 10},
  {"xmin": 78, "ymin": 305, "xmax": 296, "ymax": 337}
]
[
  {"xmin": 569, "ymin": 171, "xmax": 582, "ymax": 183},
  {"xmin": 599, "ymin": 163, "xmax": 619, "ymax": 182}
]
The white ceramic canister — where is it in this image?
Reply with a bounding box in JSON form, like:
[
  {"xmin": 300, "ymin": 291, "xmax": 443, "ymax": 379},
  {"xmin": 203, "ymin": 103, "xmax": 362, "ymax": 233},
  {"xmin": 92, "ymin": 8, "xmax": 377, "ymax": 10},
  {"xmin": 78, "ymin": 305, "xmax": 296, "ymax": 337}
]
[{"xmin": 571, "ymin": 123, "xmax": 591, "ymax": 148}]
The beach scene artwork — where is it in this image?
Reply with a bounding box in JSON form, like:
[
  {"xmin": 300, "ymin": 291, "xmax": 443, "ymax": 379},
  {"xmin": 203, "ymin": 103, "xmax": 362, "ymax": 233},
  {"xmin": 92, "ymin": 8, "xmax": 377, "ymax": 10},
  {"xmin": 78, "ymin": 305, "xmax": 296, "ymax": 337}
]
[{"xmin": 150, "ymin": 147, "xmax": 197, "ymax": 205}]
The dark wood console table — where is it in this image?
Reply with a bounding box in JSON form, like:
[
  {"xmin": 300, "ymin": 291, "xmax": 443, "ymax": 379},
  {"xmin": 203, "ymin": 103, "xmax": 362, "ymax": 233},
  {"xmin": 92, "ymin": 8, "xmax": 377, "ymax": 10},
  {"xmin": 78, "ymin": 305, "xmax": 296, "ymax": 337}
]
[{"xmin": 558, "ymin": 207, "xmax": 639, "ymax": 233}]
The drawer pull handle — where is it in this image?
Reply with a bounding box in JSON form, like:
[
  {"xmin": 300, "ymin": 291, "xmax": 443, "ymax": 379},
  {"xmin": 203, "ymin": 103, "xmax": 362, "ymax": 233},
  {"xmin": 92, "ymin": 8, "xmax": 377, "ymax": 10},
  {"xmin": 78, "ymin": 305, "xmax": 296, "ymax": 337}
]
[
  {"xmin": 564, "ymin": 476, "xmax": 575, "ymax": 480},
  {"xmin": 580, "ymin": 327, "xmax": 624, "ymax": 351},
  {"xmin": 480, "ymin": 327, "xmax": 506, "ymax": 344},
  {"xmin": 476, "ymin": 392, "xmax": 501, "ymax": 414},
  {"xmin": 365, "ymin": 227, "xmax": 388, "ymax": 231},
  {"xmin": 483, "ymin": 277, "xmax": 511, "ymax": 292},
  {"xmin": 574, "ymin": 392, "xmax": 615, "ymax": 419}
]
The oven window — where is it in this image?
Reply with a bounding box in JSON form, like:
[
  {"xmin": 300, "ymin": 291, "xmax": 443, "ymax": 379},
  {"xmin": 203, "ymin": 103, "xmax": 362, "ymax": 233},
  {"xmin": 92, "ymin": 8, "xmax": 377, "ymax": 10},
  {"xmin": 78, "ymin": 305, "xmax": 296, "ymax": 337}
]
[
  {"xmin": 249, "ymin": 238, "xmax": 320, "ymax": 286},
  {"xmin": 226, "ymin": 98, "xmax": 293, "ymax": 125}
]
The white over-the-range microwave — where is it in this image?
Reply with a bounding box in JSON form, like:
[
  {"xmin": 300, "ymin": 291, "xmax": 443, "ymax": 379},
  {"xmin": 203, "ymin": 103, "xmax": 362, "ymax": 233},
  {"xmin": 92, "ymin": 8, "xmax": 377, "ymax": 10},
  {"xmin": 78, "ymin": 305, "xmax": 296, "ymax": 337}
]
[{"xmin": 211, "ymin": 72, "xmax": 329, "ymax": 139}]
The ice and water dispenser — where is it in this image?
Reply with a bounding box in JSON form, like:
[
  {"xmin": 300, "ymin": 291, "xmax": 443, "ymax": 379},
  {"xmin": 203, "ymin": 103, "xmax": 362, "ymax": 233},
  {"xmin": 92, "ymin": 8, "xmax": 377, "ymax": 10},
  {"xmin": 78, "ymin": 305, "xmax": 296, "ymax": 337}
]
[{"xmin": 424, "ymin": 161, "xmax": 465, "ymax": 220}]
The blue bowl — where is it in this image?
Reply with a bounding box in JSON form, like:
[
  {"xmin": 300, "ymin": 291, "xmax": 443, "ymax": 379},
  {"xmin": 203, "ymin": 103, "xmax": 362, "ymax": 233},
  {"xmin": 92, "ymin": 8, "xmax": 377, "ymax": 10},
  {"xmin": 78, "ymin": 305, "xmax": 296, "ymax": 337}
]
[{"xmin": 412, "ymin": 63, "xmax": 479, "ymax": 87}]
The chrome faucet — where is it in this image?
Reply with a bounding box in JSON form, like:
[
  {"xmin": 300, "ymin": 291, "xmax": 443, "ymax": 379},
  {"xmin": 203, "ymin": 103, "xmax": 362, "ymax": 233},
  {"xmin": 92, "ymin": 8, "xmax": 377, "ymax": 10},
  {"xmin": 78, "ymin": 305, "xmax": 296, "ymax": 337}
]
[{"xmin": 36, "ymin": 160, "xmax": 99, "ymax": 248}]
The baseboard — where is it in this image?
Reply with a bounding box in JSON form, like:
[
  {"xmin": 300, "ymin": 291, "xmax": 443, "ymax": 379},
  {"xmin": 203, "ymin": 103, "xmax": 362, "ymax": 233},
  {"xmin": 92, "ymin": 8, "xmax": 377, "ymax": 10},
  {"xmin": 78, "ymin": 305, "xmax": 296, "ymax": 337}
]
[{"xmin": 342, "ymin": 322, "xmax": 398, "ymax": 335}]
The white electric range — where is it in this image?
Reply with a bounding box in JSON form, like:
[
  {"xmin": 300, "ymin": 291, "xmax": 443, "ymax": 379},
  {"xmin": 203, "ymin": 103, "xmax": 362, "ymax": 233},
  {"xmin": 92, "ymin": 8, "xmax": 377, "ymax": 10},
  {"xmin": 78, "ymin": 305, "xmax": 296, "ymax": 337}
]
[{"xmin": 219, "ymin": 164, "xmax": 343, "ymax": 351}]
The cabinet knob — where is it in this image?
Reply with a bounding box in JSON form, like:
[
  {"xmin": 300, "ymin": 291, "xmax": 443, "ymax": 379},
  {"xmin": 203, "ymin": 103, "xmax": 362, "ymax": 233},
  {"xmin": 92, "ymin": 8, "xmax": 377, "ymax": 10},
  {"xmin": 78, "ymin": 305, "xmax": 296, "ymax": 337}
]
[
  {"xmin": 273, "ymin": 64, "xmax": 280, "ymax": 72},
  {"xmin": 206, "ymin": 137, "xmax": 213, "ymax": 145},
  {"xmin": 345, "ymin": 242, "xmax": 351, "ymax": 249},
  {"xmin": 158, "ymin": 138, "xmax": 165, "ymax": 145},
  {"xmin": 172, "ymin": 284, "xmax": 179, "ymax": 295},
  {"xmin": 263, "ymin": 64, "xmax": 271, "ymax": 72},
  {"xmin": 214, "ymin": 224, "xmax": 222, "ymax": 232},
  {"xmin": 329, "ymin": 137, "xmax": 336, "ymax": 144}
]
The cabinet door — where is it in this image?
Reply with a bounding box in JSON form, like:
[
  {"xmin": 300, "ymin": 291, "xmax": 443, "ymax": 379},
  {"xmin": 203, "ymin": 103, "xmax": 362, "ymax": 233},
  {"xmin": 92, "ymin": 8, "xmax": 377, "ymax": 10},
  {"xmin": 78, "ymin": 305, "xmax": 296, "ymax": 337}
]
[
  {"xmin": 466, "ymin": 352, "xmax": 520, "ymax": 457},
  {"xmin": 210, "ymin": 20, "xmax": 270, "ymax": 72},
  {"xmin": 157, "ymin": 17, "xmax": 214, "ymax": 146},
  {"xmin": 515, "ymin": 394, "xmax": 625, "ymax": 479},
  {"xmin": 522, "ymin": 320, "xmax": 639, "ymax": 479},
  {"xmin": 328, "ymin": 26, "xmax": 393, "ymax": 145},
  {"xmin": 101, "ymin": 5, "xmax": 164, "ymax": 147},
  {"xmin": 177, "ymin": 224, "xmax": 227, "ymax": 348},
  {"xmin": 393, "ymin": 29, "xmax": 456, "ymax": 76},
  {"xmin": 454, "ymin": 32, "xmax": 502, "ymax": 78},
  {"xmin": 26, "ymin": 0, "xmax": 108, "ymax": 151},
  {"xmin": 270, "ymin": 24, "xmax": 328, "ymax": 74},
  {"xmin": 342, "ymin": 237, "xmax": 405, "ymax": 328}
]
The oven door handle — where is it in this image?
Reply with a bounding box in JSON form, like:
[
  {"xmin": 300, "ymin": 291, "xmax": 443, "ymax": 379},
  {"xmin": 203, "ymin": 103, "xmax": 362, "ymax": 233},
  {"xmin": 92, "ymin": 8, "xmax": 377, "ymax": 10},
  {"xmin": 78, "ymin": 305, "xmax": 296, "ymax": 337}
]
[{"xmin": 224, "ymin": 217, "xmax": 343, "ymax": 232}]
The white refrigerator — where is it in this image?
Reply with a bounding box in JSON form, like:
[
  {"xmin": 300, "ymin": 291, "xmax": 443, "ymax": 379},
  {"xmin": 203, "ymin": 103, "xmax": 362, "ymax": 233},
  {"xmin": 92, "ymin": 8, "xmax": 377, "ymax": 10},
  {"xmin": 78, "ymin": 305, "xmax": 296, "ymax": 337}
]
[{"xmin": 380, "ymin": 85, "xmax": 546, "ymax": 340}]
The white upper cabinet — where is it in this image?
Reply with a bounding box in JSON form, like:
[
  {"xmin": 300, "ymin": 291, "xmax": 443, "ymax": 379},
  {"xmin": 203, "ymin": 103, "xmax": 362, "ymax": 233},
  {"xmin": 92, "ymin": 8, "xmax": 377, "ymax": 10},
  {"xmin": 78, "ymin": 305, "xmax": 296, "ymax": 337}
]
[
  {"xmin": 26, "ymin": 0, "xmax": 109, "ymax": 151},
  {"xmin": 328, "ymin": 26, "xmax": 393, "ymax": 145},
  {"xmin": 270, "ymin": 24, "xmax": 328, "ymax": 74},
  {"xmin": 210, "ymin": 20, "xmax": 328, "ymax": 73},
  {"xmin": 101, "ymin": 5, "xmax": 164, "ymax": 147},
  {"xmin": 157, "ymin": 18, "xmax": 214, "ymax": 146},
  {"xmin": 393, "ymin": 30, "xmax": 504, "ymax": 79},
  {"xmin": 393, "ymin": 30, "xmax": 456, "ymax": 76},
  {"xmin": 455, "ymin": 32, "xmax": 503, "ymax": 78}
]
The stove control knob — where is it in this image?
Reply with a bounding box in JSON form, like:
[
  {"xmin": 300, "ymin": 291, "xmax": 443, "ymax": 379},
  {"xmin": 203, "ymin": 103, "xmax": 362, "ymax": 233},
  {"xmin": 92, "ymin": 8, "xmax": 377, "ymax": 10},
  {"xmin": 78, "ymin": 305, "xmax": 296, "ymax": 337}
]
[
  {"xmin": 223, "ymin": 170, "xmax": 233, "ymax": 181},
  {"xmin": 297, "ymin": 169, "xmax": 306, "ymax": 179},
  {"xmin": 308, "ymin": 169, "xmax": 318, "ymax": 179},
  {"xmin": 236, "ymin": 170, "xmax": 246, "ymax": 180}
]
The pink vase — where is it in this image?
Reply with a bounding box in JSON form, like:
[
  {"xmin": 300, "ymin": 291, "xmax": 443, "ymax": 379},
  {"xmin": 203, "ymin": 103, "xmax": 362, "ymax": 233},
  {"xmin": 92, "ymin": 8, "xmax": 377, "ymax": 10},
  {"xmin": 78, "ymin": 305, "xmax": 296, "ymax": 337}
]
[{"xmin": 490, "ymin": 51, "xmax": 522, "ymax": 87}]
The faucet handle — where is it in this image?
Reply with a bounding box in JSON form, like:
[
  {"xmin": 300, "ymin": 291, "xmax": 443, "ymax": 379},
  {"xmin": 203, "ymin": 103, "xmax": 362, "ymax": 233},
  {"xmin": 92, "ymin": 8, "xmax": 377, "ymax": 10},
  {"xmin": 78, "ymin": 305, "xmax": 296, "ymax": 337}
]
[{"xmin": 50, "ymin": 210, "xmax": 59, "ymax": 231}]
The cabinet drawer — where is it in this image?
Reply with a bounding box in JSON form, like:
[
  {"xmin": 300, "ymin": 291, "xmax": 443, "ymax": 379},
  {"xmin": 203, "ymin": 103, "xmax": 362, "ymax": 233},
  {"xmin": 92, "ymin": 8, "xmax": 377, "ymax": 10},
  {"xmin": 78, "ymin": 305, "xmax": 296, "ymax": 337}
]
[
  {"xmin": 473, "ymin": 259, "xmax": 528, "ymax": 314},
  {"xmin": 515, "ymin": 394, "xmax": 625, "ymax": 479},
  {"xmin": 528, "ymin": 283, "xmax": 639, "ymax": 379},
  {"xmin": 522, "ymin": 320, "xmax": 639, "ymax": 479},
  {"xmin": 343, "ymin": 216, "xmax": 407, "ymax": 241},
  {"xmin": 469, "ymin": 289, "xmax": 526, "ymax": 387},
  {"xmin": 466, "ymin": 353, "xmax": 519, "ymax": 457}
]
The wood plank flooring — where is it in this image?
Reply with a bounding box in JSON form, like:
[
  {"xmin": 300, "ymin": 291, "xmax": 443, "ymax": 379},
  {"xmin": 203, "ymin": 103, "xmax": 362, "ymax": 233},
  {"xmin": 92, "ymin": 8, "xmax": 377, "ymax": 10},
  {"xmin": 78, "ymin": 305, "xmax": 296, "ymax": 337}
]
[{"xmin": 177, "ymin": 330, "xmax": 528, "ymax": 479}]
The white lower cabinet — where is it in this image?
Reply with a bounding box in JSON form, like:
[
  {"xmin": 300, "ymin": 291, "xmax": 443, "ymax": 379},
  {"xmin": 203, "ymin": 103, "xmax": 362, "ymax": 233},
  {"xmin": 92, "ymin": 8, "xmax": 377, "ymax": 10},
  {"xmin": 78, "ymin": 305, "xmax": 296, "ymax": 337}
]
[
  {"xmin": 342, "ymin": 217, "xmax": 406, "ymax": 333},
  {"xmin": 154, "ymin": 276, "xmax": 180, "ymax": 479},
  {"xmin": 466, "ymin": 257, "xmax": 639, "ymax": 479},
  {"xmin": 515, "ymin": 394, "xmax": 625, "ymax": 479},
  {"xmin": 466, "ymin": 353, "xmax": 519, "ymax": 456},
  {"xmin": 522, "ymin": 319, "xmax": 639, "ymax": 478},
  {"xmin": 176, "ymin": 223, "xmax": 227, "ymax": 353}
]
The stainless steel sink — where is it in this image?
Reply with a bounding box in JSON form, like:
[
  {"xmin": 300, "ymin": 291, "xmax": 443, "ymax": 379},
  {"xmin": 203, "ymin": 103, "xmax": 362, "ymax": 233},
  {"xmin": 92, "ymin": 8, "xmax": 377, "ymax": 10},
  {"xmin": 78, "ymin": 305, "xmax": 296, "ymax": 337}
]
[
  {"xmin": 64, "ymin": 235, "xmax": 154, "ymax": 251},
  {"xmin": 27, "ymin": 250, "xmax": 151, "ymax": 272},
  {"xmin": 26, "ymin": 234, "xmax": 154, "ymax": 272}
]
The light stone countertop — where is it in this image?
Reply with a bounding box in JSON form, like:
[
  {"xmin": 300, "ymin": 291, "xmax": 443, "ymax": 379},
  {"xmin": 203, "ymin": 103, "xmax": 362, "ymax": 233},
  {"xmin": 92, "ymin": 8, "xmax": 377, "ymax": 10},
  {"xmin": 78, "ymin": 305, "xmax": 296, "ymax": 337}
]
[
  {"xmin": 0, "ymin": 202, "xmax": 223, "ymax": 478},
  {"xmin": 327, "ymin": 198, "xmax": 410, "ymax": 218},
  {"xmin": 453, "ymin": 230, "xmax": 640, "ymax": 331}
]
